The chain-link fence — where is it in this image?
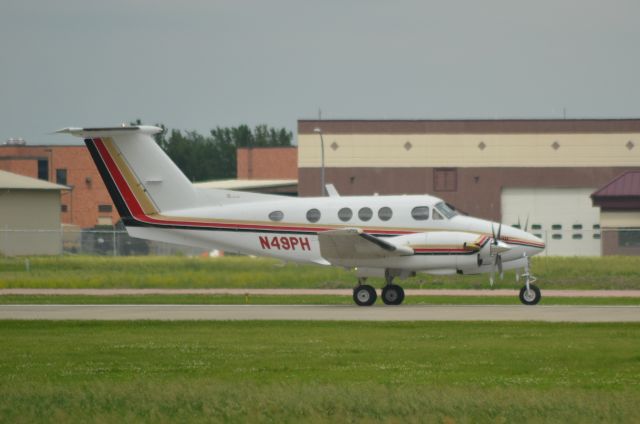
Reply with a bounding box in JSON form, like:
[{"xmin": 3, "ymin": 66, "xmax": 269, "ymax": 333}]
[
  {"xmin": 0, "ymin": 229, "xmax": 208, "ymax": 257},
  {"xmin": 0, "ymin": 228, "xmax": 639, "ymax": 257}
]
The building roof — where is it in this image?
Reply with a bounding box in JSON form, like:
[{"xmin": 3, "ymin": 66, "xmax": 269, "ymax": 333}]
[
  {"xmin": 592, "ymin": 171, "xmax": 640, "ymax": 198},
  {"xmin": 0, "ymin": 170, "xmax": 68, "ymax": 190},
  {"xmin": 299, "ymin": 119, "xmax": 640, "ymax": 135},
  {"xmin": 591, "ymin": 171, "xmax": 640, "ymax": 210},
  {"xmin": 194, "ymin": 179, "xmax": 297, "ymax": 190}
]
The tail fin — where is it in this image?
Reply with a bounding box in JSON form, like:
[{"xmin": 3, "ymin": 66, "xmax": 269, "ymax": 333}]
[{"xmin": 56, "ymin": 126, "xmax": 198, "ymax": 221}]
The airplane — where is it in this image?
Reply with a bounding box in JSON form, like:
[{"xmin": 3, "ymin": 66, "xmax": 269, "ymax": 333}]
[{"xmin": 57, "ymin": 125, "xmax": 546, "ymax": 306}]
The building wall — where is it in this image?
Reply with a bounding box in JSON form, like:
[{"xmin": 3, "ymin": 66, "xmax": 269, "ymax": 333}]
[
  {"xmin": 237, "ymin": 147, "xmax": 298, "ymax": 179},
  {"xmin": 0, "ymin": 145, "xmax": 119, "ymax": 228},
  {"xmin": 600, "ymin": 210, "xmax": 640, "ymax": 255},
  {"xmin": 501, "ymin": 187, "xmax": 601, "ymax": 256},
  {"xmin": 0, "ymin": 190, "xmax": 62, "ymax": 255},
  {"xmin": 298, "ymin": 133, "xmax": 640, "ymax": 168}
]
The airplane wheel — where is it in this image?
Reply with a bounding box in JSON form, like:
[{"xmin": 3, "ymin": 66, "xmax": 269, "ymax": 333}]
[
  {"xmin": 353, "ymin": 285, "xmax": 377, "ymax": 306},
  {"xmin": 519, "ymin": 284, "xmax": 541, "ymax": 305},
  {"xmin": 381, "ymin": 284, "xmax": 405, "ymax": 305}
]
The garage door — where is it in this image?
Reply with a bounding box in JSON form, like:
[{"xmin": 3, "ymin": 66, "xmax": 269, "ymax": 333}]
[{"xmin": 501, "ymin": 188, "xmax": 601, "ymax": 256}]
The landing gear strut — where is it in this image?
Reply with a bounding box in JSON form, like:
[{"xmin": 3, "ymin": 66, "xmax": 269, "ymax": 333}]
[{"xmin": 518, "ymin": 255, "xmax": 541, "ymax": 305}]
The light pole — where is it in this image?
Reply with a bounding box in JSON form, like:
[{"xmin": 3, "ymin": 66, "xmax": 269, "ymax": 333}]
[{"xmin": 313, "ymin": 127, "xmax": 325, "ymax": 196}]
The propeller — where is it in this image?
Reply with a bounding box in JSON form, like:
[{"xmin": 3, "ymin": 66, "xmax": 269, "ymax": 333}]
[
  {"xmin": 489, "ymin": 223, "xmax": 508, "ymax": 286},
  {"xmin": 516, "ymin": 215, "xmax": 530, "ymax": 232}
]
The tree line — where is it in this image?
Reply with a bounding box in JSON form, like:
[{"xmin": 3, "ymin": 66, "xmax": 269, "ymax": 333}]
[{"xmin": 134, "ymin": 120, "xmax": 293, "ymax": 182}]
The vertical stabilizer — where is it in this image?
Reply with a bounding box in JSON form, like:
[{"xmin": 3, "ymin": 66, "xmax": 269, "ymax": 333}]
[{"xmin": 56, "ymin": 126, "xmax": 198, "ymax": 219}]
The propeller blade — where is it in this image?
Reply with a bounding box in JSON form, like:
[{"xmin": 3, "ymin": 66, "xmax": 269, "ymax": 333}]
[
  {"xmin": 497, "ymin": 222, "xmax": 502, "ymax": 240},
  {"xmin": 517, "ymin": 217, "xmax": 521, "ymax": 229},
  {"xmin": 491, "ymin": 224, "xmax": 497, "ymax": 245},
  {"xmin": 524, "ymin": 215, "xmax": 530, "ymax": 232},
  {"xmin": 497, "ymin": 255, "xmax": 504, "ymax": 280}
]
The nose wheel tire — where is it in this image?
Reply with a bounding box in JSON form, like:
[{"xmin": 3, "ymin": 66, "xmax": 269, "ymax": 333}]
[
  {"xmin": 519, "ymin": 284, "xmax": 541, "ymax": 305},
  {"xmin": 353, "ymin": 285, "xmax": 377, "ymax": 306},
  {"xmin": 381, "ymin": 284, "xmax": 405, "ymax": 305}
]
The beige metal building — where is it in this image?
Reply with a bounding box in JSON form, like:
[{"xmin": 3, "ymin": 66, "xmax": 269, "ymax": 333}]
[
  {"xmin": 0, "ymin": 170, "xmax": 67, "ymax": 256},
  {"xmin": 298, "ymin": 119, "xmax": 640, "ymax": 256}
]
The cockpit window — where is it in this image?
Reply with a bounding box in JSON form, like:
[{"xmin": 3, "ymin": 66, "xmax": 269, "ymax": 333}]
[
  {"xmin": 434, "ymin": 202, "xmax": 457, "ymax": 219},
  {"xmin": 432, "ymin": 209, "xmax": 444, "ymax": 220}
]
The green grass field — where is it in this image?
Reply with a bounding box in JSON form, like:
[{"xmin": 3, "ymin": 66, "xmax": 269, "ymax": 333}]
[
  {"xmin": 1, "ymin": 255, "xmax": 640, "ymax": 290},
  {"xmin": 1, "ymin": 321, "xmax": 639, "ymax": 423}
]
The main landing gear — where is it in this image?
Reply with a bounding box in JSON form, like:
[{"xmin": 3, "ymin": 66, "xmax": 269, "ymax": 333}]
[{"xmin": 353, "ymin": 272, "xmax": 406, "ymax": 307}]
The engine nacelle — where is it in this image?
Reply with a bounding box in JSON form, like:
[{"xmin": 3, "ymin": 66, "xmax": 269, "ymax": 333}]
[{"xmin": 390, "ymin": 231, "xmax": 489, "ymax": 274}]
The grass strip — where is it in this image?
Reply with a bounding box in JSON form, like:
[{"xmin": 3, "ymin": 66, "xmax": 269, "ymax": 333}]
[
  {"xmin": 0, "ymin": 294, "xmax": 639, "ymax": 305},
  {"xmin": 1, "ymin": 320, "xmax": 639, "ymax": 422},
  {"xmin": 2, "ymin": 255, "xmax": 640, "ymax": 290}
]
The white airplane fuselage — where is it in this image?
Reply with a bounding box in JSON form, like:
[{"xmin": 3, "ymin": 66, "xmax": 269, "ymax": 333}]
[{"xmin": 129, "ymin": 194, "xmax": 545, "ymax": 277}]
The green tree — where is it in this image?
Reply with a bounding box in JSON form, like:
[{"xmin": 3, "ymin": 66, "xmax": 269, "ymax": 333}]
[{"xmin": 141, "ymin": 122, "xmax": 293, "ymax": 182}]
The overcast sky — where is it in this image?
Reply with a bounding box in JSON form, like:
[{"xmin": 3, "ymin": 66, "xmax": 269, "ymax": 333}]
[{"xmin": 1, "ymin": 0, "xmax": 639, "ymax": 145}]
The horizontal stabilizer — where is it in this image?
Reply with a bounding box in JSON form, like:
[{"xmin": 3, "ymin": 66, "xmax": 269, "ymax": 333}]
[
  {"xmin": 55, "ymin": 125, "xmax": 162, "ymax": 138},
  {"xmin": 318, "ymin": 228, "xmax": 413, "ymax": 265}
]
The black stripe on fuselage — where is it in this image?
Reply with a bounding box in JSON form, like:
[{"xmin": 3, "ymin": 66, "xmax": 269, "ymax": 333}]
[{"xmin": 85, "ymin": 138, "xmax": 134, "ymax": 222}]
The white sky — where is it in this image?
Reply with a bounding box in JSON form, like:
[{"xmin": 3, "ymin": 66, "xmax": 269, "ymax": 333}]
[{"xmin": 1, "ymin": 0, "xmax": 639, "ymax": 145}]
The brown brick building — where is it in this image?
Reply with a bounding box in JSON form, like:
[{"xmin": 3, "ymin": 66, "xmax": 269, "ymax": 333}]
[
  {"xmin": 237, "ymin": 147, "xmax": 297, "ymax": 179},
  {"xmin": 0, "ymin": 144, "xmax": 119, "ymax": 228}
]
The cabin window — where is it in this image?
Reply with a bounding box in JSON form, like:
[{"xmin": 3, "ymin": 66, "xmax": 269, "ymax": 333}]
[
  {"xmin": 432, "ymin": 209, "xmax": 444, "ymax": 220},
  {"xmin": 269, "ymin": 211, "xmax": 284, "ymax": 222},
  {"xmin": 411, "ymin": 206, "xmax": 429, "ymax": 221},
  {"xmin": 358, "ymin": 207, "xmax": 373, "ymax": 221},
  {"xmin": 338, "ymin": 208, "xmax": 352, "ymax": 222},
  {"xmin": 378, "ymin": 207, "xmax": 393, "ymax": 221},
  {"xmin": 306, "ymin": 208, "xmax": 321, "ymax": 223}
]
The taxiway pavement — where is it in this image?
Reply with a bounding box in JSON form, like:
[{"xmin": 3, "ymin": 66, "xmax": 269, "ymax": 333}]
[{"xmin": 1, "ymin": 304, "xmax": 639, "ymax": 322}]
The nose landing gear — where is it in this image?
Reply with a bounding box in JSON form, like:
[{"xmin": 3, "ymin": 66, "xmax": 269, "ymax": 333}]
[{"xmin": 518, "ymin": 255, "xmax": 541, "ymax": 305}]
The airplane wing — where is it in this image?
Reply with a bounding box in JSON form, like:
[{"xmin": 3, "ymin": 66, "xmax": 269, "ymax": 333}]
[{"xmin": 317, "ymin": 228, "xmax": 413, "ymax": 264}]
